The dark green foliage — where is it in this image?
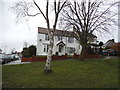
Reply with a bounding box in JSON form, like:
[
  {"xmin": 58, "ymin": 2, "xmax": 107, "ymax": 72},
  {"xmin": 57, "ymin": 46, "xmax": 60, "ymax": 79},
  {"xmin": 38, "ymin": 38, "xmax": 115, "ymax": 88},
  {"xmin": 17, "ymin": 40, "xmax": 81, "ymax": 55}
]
[
  {"xmin": 86, "ymin": 44, "xmax": 94, "ymax": 54},
  {"xmin": 21, "ymin": 47, "xmax": 29, "ymax": 57},
  {"xmin": 99, "ymin": 41, "xmax": 104, "ymax": 54},
  {"xmin": 55, "ymin": 52, "xmax": 58, "ymax": 56},
  {"xmin": 22, "ymin": 45, "xmax": 36, "ymax": 57},
  {"xmin": 99, "ymin": 41, "xmax": 104, "ymax": 46},
  {"xmin": 28, "ymin": 45, "xmax": 36, "ymax": 57}
]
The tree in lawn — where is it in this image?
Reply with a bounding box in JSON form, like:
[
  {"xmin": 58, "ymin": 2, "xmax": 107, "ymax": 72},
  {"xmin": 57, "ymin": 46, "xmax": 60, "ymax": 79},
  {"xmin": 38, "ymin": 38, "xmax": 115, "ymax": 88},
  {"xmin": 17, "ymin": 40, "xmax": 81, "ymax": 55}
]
[
  {"xmin": 99, "ymin": 41, "xmax": 104, "ymax": 55},
  {"xmin": 11, "ymin": 0, "xmax": 67, "ymax": 72},
  {"xmin": 60, "ymin": 0, "xmax": 119, "ymax": 60}
]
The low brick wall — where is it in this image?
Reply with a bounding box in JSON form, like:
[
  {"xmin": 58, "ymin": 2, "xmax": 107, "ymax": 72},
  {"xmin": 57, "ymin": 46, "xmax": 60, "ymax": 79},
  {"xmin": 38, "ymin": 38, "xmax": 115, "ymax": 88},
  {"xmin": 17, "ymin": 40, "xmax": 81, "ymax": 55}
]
[
  {"xmin": 52, "ymin": 55, "xmax": 67, "ymax": 60},
  {"xmin": 84, "ymin": 53, "xmax": 101, "ymax": 58},
  {"xmin": 73, "ymin": 54, "xmax": 79, "ymax": 59},
  {"xmin": 22, "ymin": 54, "xmax": 101, "ymax": 62},
  {"xmin": 32, "ymin": 56, "xmax": 46, "ymax": 62},
  {"xmin": 22, "ymin": 55, "xmax": 67, "ymax": 62},
  {"xmin": 74, "ymin": 53, "xmax": 101, "ymax": 59},
  {"xmin": 22, "ymin": 57, "xmax": 32, "ymax": 62}
]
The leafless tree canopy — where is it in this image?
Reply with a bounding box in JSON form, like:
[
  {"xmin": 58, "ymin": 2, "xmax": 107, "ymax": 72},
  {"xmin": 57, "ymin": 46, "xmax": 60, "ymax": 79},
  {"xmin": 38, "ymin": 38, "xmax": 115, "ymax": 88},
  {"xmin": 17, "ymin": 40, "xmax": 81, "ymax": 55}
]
[
  {"xmin": 59, "ymin": 0, "xmax": 119, "ymax": 60},
  {"xmin": 60, "ymin": 0, "xmax": 119, "ymax": 42}
]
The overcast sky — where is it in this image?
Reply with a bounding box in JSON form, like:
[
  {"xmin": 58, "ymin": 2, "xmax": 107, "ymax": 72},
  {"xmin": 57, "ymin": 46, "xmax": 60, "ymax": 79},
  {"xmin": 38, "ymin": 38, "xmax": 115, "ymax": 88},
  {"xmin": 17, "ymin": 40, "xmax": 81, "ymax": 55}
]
[{"xmin": 0, "ymin": 0, "xmax": 119, "ymax": 54}]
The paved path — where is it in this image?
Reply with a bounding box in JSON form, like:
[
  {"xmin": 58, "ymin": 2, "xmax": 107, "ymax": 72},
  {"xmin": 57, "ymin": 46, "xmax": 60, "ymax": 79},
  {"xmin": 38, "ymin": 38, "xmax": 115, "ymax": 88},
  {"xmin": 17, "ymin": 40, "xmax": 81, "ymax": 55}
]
[{"xmin": 4, "ymin": 59, "xmax": 30, "ymax": 65}]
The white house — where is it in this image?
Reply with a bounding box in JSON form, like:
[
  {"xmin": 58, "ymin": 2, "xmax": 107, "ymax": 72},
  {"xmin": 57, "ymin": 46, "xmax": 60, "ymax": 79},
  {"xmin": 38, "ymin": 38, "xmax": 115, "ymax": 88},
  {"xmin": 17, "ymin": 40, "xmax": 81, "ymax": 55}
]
[{"xmin": 37, "ymin": 27, "xmax": 97, "ymax": 56}]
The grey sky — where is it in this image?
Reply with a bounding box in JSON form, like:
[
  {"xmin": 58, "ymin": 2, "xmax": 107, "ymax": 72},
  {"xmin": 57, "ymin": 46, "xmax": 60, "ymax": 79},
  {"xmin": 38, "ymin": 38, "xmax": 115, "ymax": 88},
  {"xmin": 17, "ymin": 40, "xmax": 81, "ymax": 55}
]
[
  {"xmin": 0, "ymin": 0, "xmax": 119, "ymax": 54},
  {"xmin": 0, "ymin": 1, "xmax": 46, "ymax": 53}
]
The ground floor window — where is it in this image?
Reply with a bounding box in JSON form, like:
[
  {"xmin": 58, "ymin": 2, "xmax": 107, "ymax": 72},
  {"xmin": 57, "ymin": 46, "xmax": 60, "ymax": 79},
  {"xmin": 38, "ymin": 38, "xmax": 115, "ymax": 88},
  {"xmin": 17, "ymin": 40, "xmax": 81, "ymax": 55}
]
[
  {"xmin": 43, "ymin": 44, "xmax": 49, "ymax": 52},
  {"xmin": 67, "ymin": 47, "xmax": 75, "ymax": 53}
]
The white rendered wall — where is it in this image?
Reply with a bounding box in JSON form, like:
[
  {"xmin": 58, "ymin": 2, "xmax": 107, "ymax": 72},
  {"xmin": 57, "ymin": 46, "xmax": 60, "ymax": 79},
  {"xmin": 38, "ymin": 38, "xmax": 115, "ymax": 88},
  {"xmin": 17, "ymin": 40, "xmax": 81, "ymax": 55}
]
[{"xmin": 37, "ymin": 33, "xmax": 87, "ymax": 55}]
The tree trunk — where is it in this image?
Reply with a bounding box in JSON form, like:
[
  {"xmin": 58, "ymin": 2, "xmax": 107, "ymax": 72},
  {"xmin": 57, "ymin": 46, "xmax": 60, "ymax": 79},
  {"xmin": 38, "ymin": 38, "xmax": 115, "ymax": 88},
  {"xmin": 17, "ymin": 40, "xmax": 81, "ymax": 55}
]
[
  {"xmin": 79, "ymin": 43, "xmax": 87, "ymax": 61},
  {"xmin": 44, "ymin": 31, "xmax": 54, "ymax": 73}
]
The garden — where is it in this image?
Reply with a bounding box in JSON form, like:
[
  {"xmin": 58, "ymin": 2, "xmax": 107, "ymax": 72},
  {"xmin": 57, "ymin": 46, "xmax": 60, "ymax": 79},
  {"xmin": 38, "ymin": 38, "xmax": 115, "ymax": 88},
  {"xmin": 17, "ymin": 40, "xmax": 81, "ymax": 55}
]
[{"xmin": 2, "ymin": 57, "xmax": 119, "ymax": 88}]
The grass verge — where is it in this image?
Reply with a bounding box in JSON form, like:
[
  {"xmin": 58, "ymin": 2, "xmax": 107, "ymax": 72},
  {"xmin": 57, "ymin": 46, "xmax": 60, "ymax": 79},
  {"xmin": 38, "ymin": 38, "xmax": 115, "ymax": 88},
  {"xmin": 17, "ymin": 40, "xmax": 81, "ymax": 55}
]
[{"xmin": 2, "ymin": 58, "xmax": 119, "ymax": 88}]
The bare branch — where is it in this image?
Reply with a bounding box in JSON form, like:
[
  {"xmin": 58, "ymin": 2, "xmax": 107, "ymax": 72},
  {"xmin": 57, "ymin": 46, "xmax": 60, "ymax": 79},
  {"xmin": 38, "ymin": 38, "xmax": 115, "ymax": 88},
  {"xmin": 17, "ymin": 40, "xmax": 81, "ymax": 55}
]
[
  {"xmin": 27, "ymin": 13, "xmax": 40, "ymax": 16},
  {"xmin": 33, "ymin": 0, "xmax": 47, "ymax": 20}
]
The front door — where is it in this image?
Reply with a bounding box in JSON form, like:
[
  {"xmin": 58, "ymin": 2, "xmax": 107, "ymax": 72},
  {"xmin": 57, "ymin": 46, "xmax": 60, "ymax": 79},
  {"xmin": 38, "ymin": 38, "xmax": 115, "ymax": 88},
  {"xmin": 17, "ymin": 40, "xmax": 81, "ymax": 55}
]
[{"xmin": 58, "ymin": 45, "xmax": 64, "ymax": 56}]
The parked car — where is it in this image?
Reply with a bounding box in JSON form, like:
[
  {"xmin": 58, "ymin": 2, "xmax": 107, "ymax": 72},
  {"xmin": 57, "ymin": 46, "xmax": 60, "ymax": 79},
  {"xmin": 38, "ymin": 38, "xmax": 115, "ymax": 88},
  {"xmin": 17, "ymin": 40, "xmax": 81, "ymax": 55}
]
[
  {"xmin": 0, "ymin": 54, "xmax": 11, "ymax": 64},
  {"xmin": 2, "ymin": 55, "xmax": 13, "ymax": 63},
  {"xmin": 11, "ymin": 54, "xmax": 20, "ymax": 60},
  {"xmin": 102, "ymin": 50, "xmax": 108, "ymax": 56},
  {"xmin": 0, "ymin": 54, "xmax": 5, "ymax": 65},
  {"xmin": 102, "ymin": 49, "xmax": 117, "ymax": 56}
]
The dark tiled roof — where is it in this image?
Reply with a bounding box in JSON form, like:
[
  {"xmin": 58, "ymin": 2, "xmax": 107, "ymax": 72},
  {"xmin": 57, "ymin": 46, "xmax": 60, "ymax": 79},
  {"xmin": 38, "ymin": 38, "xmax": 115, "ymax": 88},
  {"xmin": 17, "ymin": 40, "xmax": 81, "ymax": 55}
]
[
  {"xmin": 38, "ymin": 27, "xmax": 75, "ymax": 37},
  {"xmin": 38, "ymin": 27, "xmax": 96, "ymax": 38}
]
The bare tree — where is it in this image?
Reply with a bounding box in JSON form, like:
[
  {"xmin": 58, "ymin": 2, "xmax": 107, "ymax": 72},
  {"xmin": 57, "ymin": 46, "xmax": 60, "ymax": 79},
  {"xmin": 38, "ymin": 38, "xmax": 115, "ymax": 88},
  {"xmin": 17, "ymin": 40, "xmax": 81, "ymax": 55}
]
[
  {"xmin": 60, "ymin": 0, "xmax": 119, "ymax": 60},
  {"xmin": 11, "ymin": 0, "xmax": 67, "ymax": 72}
]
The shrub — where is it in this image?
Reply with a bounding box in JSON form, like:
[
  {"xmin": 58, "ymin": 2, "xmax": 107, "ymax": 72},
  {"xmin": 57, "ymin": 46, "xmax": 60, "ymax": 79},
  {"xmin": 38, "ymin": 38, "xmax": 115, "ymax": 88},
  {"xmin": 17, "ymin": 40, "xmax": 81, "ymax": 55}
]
[
  {"xmin": 22, "ymin": 47, "xmax": 29, "ymax": 57},
  {"xmin": 28, "ymin": 45, "xmax": 36, "ymax": 57}
]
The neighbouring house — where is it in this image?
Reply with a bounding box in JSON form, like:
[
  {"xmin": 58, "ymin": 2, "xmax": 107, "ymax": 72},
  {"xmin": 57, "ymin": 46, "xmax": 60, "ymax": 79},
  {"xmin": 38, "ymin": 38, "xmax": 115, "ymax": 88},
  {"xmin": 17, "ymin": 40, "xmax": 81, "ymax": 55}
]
[
  {"xmin": 110, "ymin": 42, "xmax": 120, "ymax": 56},
  {"xmin": 37, "ymin": 27, "xmax": 97, "ymax": 56},
  {"xmin": 103, "ymin": 39, "xmax": 116, "ymax": 49}
]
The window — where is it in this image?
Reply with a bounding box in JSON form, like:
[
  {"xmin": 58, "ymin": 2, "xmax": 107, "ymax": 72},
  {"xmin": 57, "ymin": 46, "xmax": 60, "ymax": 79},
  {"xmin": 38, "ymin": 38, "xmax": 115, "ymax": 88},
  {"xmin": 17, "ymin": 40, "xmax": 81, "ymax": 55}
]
[
  {"xmin": 43, "ymin": 44, "xmax": 49, "ymax": 52},
  {"xmin": 58, "ymin": 36, "xmax": 62, "ymax": 41},
  {"xmin": 67, "ymin": 47, "xmax": 75, "ymax": 53},
  {"xmin": 68, "ymin": 37, "xmax": 74, "ymax": 43},
  {"xmin": 45, "ymin": 34, "xmax": 49, "ymax": 40}
]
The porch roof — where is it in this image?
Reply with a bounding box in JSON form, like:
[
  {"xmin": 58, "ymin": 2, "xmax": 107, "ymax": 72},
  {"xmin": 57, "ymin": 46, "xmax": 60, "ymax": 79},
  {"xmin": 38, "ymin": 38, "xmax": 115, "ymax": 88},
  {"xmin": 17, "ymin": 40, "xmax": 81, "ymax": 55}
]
[{"xmin": 56, "ymin": 41, "xmax": 65, "ymax": 46}]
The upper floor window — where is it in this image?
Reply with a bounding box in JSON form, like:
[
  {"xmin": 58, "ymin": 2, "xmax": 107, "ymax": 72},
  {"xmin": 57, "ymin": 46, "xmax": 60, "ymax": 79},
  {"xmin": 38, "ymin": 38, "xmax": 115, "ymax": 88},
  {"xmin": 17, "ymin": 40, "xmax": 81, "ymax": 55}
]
[
  {"xmin": 45, "ymin": 34, "xmax": 49, "ymax": 40},
  {"xmin": 58, "ymin": 36, "xmax": 62, "ymax": 41},
  {"xmin": 68, "ymin": 37, "xmax": 74, "ymax": 43}
]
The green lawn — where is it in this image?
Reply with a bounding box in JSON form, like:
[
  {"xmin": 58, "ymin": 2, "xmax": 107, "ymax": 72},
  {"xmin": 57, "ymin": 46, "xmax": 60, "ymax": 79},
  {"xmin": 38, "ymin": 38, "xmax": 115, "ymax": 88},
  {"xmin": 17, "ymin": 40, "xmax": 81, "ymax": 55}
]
[{"xmin": 2, "ymin": 58, "xmax": 119, "ymax": 88}]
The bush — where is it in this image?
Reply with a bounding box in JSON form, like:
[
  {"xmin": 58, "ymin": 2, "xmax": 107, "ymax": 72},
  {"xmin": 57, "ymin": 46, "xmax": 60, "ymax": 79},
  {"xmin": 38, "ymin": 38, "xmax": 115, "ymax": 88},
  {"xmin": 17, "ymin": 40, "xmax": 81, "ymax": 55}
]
[
  {"xmin": 55, "ymin": 52, "xmax": 58, "ymax": 56},
  {"xmin": 22, "ymin": 48, "xmax": 29, "ymax": 57},
  {"xmin": 28, "ymin": 45, "xmax": 36, "ymax": 57},
  {"xmin": 22, "ymin": 45, "xmax": 36, "ymax": 57},
  {"xmin": 86, "ymin": 45, "xmax": 94, "ymax": 54}
]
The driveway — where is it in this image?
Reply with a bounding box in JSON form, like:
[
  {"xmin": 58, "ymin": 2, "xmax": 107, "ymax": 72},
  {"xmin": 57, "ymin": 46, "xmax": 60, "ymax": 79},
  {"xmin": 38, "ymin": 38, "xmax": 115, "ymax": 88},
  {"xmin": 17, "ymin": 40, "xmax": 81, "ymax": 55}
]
[{"xmin": 4, "ymin": 59, "xmax": 30, "ymax": 65}]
